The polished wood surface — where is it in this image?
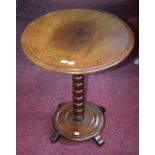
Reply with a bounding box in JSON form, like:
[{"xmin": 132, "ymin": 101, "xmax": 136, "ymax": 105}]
[
  {"xmin": 21, "ymin": 9, "xmax": 134, "ymax": 74},
  {"xmin": 50, "ymin": 74, "xmax": 105, "ymax": 145},
  {"xmin": 72, "ymin": 75, "xmax": 84, "ymax": 121},
  {"xmin": 21, "ymin": 9, "xmax": 134, "ymax": 145},
  {"xmin": 53, "ymin": 101, "xmax": 105, "ymax": 141}
]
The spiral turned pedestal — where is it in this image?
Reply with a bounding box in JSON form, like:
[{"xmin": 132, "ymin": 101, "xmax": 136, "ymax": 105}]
[
  {"xmin": 73, "ymin": 75, "xmax": 84, "ymax": 121},
  {"xmin": 51, "ymin": 75, "xmax": 105, "ymax": 146}
]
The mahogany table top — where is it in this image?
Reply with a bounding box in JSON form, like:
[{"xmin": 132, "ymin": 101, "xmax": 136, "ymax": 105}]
[{"xmin": 21, "ymin": 9, "xmax": 134, "ymax": 74}]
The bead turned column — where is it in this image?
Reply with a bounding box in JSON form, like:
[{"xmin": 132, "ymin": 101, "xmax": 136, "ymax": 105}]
[
  {"xmin": 51, "ymin": 74, "xmax": 105, "ymax": 146},
  {"xmin": 72, "ymin": 75, "xmax": 85, "ymax": 121}
]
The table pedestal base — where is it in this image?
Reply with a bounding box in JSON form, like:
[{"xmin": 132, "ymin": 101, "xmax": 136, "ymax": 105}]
[{"xmin": 51, "ymin": 101, "xmax": 105, "ymax": 146}]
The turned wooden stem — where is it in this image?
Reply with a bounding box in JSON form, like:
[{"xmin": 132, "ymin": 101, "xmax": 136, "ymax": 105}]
[{"xmin": 72, "ymin": 74, "xmax": 85, "ymax": 121}]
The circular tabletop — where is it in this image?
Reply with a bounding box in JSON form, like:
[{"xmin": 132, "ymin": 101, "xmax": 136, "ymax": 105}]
[{"xmin": 21, "ymin": 9, "xmax": 134, "ymax": 74}]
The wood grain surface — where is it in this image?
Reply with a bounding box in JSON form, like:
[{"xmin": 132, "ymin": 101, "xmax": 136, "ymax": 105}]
[
  {"xmin": 72, "ymin": 75, "xmax": 85, "ymax": 121},
  {"xmin": 21, "ymin": 9, "xmax": 134, "ymax": 74},
  {"xmin": 53, "ymin": 101, "xmax": 105, "ymax": 141}
]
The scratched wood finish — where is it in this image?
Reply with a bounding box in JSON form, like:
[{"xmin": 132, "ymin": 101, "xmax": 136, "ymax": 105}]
[
  {"xmin": 21, "ymin": 9, "xmax": 134, "ymax": 74},
  {"xmin": 53, "ymin": 101, "xmax": 105, "ymax": 141}
]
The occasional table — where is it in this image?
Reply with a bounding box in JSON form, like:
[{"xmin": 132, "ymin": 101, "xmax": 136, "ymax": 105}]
[{"xmin": 21, "ymin": 9, "xmax": 134, "ymax": 146}]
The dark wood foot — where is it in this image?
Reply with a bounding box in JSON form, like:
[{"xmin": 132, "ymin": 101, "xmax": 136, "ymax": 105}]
[
  {"xmin": 94, "ymin": 134, "xmax": 105, "ymax": 146},
  {"xmin": 50, "ymin": 131, "xmax": 60, "ymax": 143},
  {"xmin": 58, "ymin": 102, "xmax": 65, "ymax": 108},
  {"xmin": 98, "ymin": 106, "xmax": 106, "ymax": 113}
]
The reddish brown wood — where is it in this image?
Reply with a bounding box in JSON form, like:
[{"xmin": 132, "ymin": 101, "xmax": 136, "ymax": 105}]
[
  {"xmin": 53, "ymin": 101, "xmax": 105, "ymax": 141},
  {"xmin": 21, "ymin": 9, "xmax": 134, "ymax": 74},
  {"xmin": 20, "ymin": 9, "xmax": 135, "ymax": 146},
  {"xmin": 72, "ymin": 75, "xmax": 84, "ymax": 121}
]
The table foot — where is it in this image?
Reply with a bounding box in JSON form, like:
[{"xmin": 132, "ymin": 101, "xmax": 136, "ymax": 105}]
[
  {"xmin": 94, "ymin": 134, "xmax": 105, "ymax": 146},
  {"xmin": 98, "ymin": 106, "xmax": 106, "ymax": 113},
  {"xmin": 50, "ymin": 131, "xmax": 60, "ymax": 143},
  {"xmin": 58, "ymin": 102, "xmax": 65, "ymax": 108}
]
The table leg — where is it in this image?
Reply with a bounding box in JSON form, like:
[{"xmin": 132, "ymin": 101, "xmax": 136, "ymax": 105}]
[
  {"xmin": 50, "ymin": 131, "xmax": 60, "ymax": 143},
  {"xmin": 98, "ymin": 106, "xmax": 106, "ymax": 113},
  {"xmin": 72, "ymin": 75, "xmax": 85, "ymax": 121},
  {"xmin": 58, "ymin": 102, "xmax": 66, "ymax": 108},
  {"xmin": 51, "ymin": 75, "xmax": 106, "ymax": 146},
  {"xmin": 94, "ymin": 134, "xmax": 105, "ymax": 146}
]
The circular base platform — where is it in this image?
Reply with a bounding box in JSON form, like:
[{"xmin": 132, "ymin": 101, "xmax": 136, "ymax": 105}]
[{"xmin": 53, "ymin": 101, "xmax": 105, "ymax": 141}]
